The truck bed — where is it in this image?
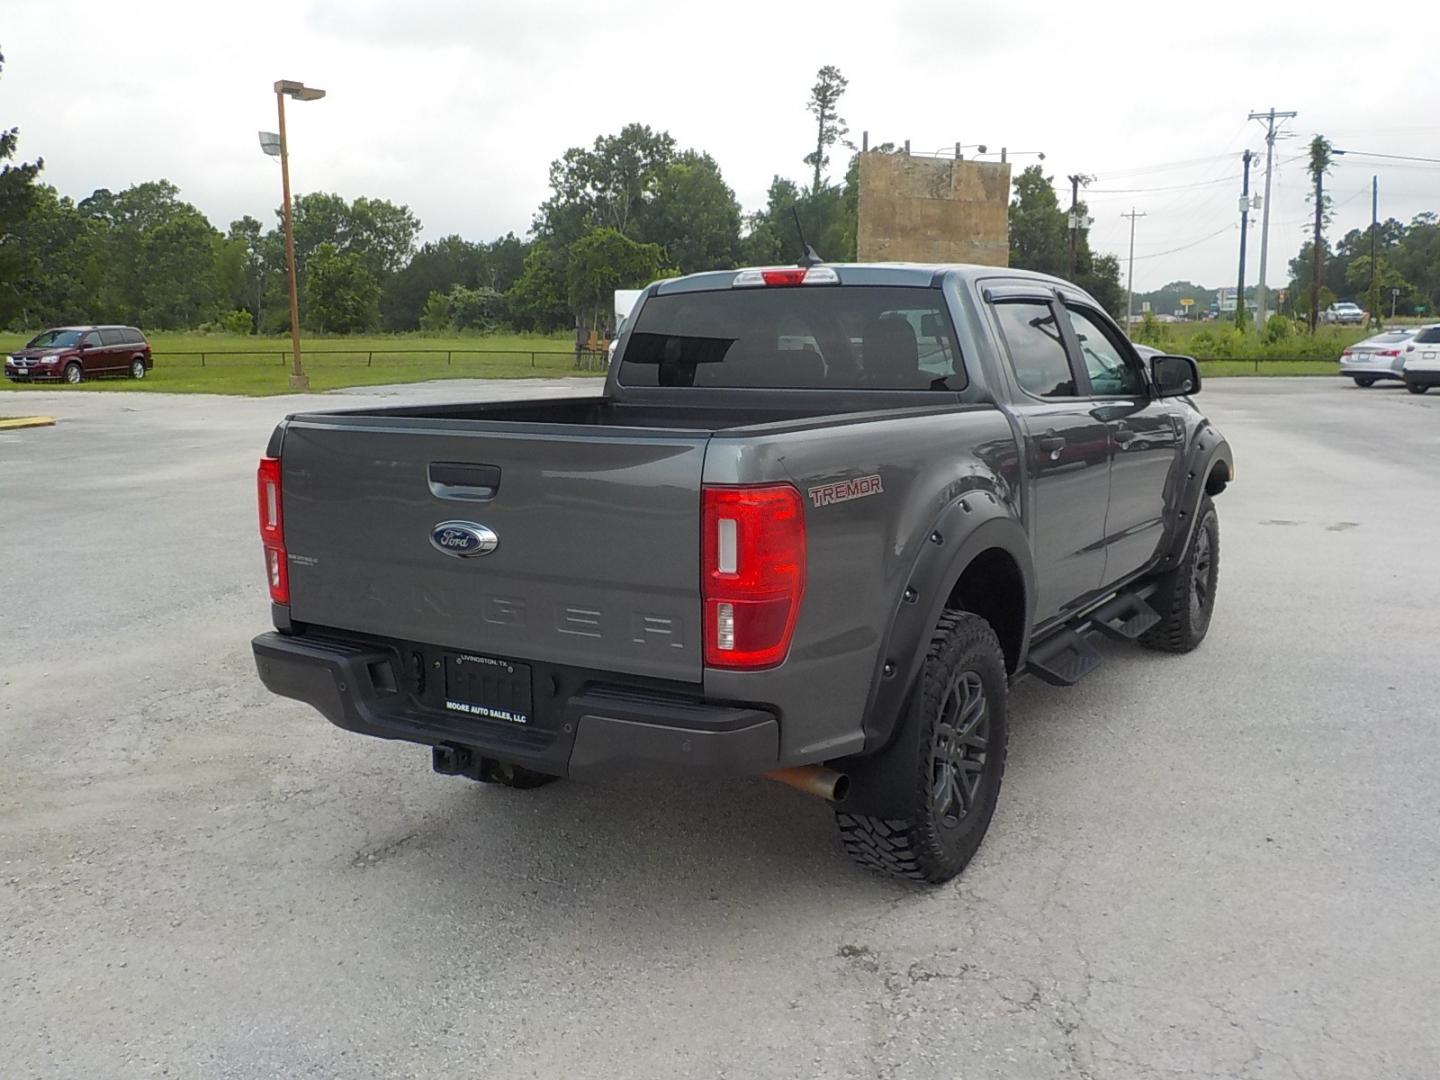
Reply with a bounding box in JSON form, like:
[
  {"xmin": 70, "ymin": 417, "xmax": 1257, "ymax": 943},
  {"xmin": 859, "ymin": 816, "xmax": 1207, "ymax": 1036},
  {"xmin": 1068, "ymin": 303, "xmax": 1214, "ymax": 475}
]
[{"xmin": 303, "ymin": 395, "xmax": 977, "ymax": 434}]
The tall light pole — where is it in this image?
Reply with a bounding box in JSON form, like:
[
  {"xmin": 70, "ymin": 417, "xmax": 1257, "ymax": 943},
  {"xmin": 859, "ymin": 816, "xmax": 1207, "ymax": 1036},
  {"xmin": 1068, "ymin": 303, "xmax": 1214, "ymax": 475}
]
[{"xmin": 260, "ymin": 79, "xmax": 326, "ymax": 391}]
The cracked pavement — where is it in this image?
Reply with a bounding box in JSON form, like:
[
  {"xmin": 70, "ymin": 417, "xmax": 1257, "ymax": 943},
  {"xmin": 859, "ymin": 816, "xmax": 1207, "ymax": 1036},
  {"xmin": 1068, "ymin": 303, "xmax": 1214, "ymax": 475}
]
[{"xmin": 2, "ymin": 377, "xmax": 1438, "ymax": 1078}]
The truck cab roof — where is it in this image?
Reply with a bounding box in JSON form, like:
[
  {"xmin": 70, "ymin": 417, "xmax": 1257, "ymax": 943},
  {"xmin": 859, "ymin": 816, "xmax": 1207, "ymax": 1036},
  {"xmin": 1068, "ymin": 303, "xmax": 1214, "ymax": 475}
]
[{"xmin": 654, "ymin": 262, "xmax": 1089, "ymax": 296}]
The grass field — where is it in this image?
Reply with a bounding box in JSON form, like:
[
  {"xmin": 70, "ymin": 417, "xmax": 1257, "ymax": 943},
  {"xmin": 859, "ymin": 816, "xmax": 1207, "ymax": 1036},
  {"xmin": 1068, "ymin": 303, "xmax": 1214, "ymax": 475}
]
[
  {"xmin": 4, "ymin": 325, "xmax": 1356, "ymax": 395},
  {"xmin": 1, "ymin": 331, "xmax": 594, "ymax": 395}
]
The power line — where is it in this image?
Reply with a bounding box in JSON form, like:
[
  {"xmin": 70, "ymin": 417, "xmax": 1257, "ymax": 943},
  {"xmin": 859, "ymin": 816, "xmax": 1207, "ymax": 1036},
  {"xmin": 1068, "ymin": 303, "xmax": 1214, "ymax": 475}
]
[
  {"xmin": 1333, "ymin": 149, "xmax": 1440, "ymax": 165},
  {"xmin": 1129, "ymin": 223, "xmax": 1236, "ymax": 261},
  {"xmin": 1088, "ymin": 173, "xmax": 1243, "ymax": 195}
]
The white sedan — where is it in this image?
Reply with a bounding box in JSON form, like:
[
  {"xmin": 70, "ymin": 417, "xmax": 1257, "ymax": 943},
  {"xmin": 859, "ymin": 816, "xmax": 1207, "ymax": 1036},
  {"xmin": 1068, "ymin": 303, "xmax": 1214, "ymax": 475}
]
[
  {"xmin": 1340, "ymin": 329, "xmax": 1418, "ymax": 387},
  {"xmin": 1401, "ymin": 324, "xmax": 1440, "ymax": 395}
]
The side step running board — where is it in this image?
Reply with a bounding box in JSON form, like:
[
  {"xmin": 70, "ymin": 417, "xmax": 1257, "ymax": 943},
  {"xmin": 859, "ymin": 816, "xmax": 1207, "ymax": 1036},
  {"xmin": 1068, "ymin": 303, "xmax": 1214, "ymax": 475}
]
[
  {"xmin": 1023, "ymin": 587, "xmax": 1160, "ymax": 686},
  {"xmin": 1090, "ymin": 593, "xmax": 1161, "ymax": 641},
  {"xmin": 1025, "ymin": 629, "xmax": 1103, "ymax": 687}
]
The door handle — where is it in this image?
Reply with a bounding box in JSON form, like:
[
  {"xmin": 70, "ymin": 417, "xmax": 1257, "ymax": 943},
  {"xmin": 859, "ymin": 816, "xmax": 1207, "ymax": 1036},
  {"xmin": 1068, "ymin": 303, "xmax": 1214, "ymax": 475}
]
[
  {"xmin": 1037, "ymin": 434, "xmax": 1066, "ymax": 453},
  {"xmin": 428, "ymin": 462, "xmax": 501, "ymax": 500},
  {"xmin": 1112, "ymin": 429, "xmax": 1136, "ymax": 447}
]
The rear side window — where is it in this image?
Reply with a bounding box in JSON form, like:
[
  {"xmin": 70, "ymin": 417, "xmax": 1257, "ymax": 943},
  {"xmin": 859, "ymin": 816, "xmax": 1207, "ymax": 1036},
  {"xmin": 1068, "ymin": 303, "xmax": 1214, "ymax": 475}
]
[
  {"xmin": 619, "ymin": 286, "xmax": 965, "ymax": 391},
  {"xmin": 993, "ymin": 300, "xmax": 1077, "ymax": 398},
  {"xmin": 124, "ymin": 328, "xmax": 145, "ymax": 345},
  {"xmin": 100, "ymin": 328, "xmax": 125, "ymax": 346}
]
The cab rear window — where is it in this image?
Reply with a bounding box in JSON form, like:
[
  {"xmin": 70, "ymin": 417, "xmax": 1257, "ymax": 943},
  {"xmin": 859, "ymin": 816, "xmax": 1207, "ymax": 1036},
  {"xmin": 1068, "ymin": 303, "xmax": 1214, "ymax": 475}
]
[{"xmin": 618, "ymin": 286, "xmax": 966, "ymax": 391}]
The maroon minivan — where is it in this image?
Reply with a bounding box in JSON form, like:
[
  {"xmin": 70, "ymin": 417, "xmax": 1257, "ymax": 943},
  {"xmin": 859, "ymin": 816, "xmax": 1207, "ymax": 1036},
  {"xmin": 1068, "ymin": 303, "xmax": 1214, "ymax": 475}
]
[{"xmin": 5, "ymin": 326, "xmax": 153, "ymax": 383}]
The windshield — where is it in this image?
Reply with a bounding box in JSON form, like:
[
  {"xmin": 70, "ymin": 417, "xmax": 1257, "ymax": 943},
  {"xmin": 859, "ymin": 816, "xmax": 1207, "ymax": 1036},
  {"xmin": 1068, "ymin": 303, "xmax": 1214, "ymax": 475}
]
[
  {"xmin": 26, "ymin": 329, "xmax": 83, "ymax": 348},
  {"xmin": 619, "ymin": 285, "xmax": 965, "ymax": 391}
]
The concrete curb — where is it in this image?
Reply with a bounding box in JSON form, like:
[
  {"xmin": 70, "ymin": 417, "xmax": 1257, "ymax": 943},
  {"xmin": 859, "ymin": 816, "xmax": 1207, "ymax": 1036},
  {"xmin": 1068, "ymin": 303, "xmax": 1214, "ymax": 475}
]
[{"xmin": 0, "ymin": 415, "xmax": 57, "ymax": 430}]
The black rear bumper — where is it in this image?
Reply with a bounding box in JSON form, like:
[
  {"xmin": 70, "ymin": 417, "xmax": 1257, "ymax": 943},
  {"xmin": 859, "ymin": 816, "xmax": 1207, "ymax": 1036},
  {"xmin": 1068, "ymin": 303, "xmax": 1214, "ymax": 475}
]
[{"xmin": 251, "ymin": 631, "xmax": 779, "ymax": 777}]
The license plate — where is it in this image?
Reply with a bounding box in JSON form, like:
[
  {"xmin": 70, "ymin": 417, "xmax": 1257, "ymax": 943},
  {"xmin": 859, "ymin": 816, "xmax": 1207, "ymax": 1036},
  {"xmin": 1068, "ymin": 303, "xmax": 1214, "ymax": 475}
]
[{"xmin": 443, "ymin": 652, "xmax": 533, "ymax": 724}]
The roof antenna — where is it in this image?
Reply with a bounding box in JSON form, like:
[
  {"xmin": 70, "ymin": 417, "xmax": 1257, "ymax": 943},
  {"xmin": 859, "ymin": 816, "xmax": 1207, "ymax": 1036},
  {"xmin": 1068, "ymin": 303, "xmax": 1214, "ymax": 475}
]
[{"xmin": 791, "ymin": 206, "xmax": 824, "ymax": 267}]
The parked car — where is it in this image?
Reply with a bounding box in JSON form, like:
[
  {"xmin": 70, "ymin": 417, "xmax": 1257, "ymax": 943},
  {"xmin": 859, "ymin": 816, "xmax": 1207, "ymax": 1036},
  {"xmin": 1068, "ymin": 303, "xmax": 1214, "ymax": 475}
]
[
  {"xmin": 1401, "ymin": 324, "xmax": 1440, "ymax": 395},
  {"xmin": 1322, "ymin": 302, "xmax": 1366, "ymax": 326},
  {"xmin": 4, "ymin": 326, "xmax": 152, "ymax": 384},
  {"xmin": 1339, "ymin": 328, "xmax": 1419, "ymax": 386},
  {"xmin": 251, "ymin": 262, "xmax": 1232, "ymax": 884}
]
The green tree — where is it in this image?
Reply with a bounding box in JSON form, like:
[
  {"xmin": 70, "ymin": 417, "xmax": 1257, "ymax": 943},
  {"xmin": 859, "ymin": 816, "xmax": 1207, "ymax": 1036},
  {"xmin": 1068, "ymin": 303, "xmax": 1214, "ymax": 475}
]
[
  {"xmin": 287, "ymin": 191, "xmax": 350, "ymax": 276},
  {"xmin": 804, "ymin": 65, "xmax": 849, "ymax": 195},
  {"xmin": 484, "ymin": 231, "xmax": 529, "ymax": 291},
  {"xmin": 446, "ymin": 284, "xmax": 503, "ymax": 332},
  {"xmin": 506, "ymin": 239, "xmax": 570, "ymax": 332},
  {"xmin": 75, "ymin": 179, "xmax": 217, "ymax": 324},
  {"xmin": 225, "ymin": 215, "xmax": 269, "ymax": 329},
  {"xmin": 381, "ymin": 234, "xmax": 487, "ymax": 330},
  {"xmin": 639, "ymin": 151, "xmax": 741, "ymax": 272},
  {"xmin": 1304, "ymin": 135, "xmax": 1333, "ymax": 329},
  {"xmin": 6, "ymin": 185, "xmax": 93, "ymax": 326},
  {"xmin": 738, "ymin": 174, "xmax": 854, "ymax": 266},
  {"xmin": 566, "ymin": 228, "xmax": 668, "ymax": 327},
  {"xmin": 418, "ymin": 290, "xmax": 452, "ymax": 332},
  {"xmin": 303, "ymin": 242, "xmax": 379, "ymax": 332},
  {"xmin": 347, "ymin": 195, "xmax": 420, "ymax": 278},
  {"xmin": 1346, "ymin": 254, "xmax": 1411, "ymax": 320},
  {"xmin": 1075, "ymin": 250, "xmax": 1124, "ymax": 318},
  {"xmin": 137, "ymin": 208, "xmax": 221, "ymax": 328},
  {"xmin": 0, "ymin": 46, "xmax": 44, "ymax": 326},
  {"xmin": 1008, "ymin": 165, "xmax": 1067, "ymax": 277},
  {"xmin": 536, "ymin": 123, "xmax": 678, "ymax": 244},
  {"xmin": 1393, "ymin": 213, "xmax": 1440, "ymax": 315}
]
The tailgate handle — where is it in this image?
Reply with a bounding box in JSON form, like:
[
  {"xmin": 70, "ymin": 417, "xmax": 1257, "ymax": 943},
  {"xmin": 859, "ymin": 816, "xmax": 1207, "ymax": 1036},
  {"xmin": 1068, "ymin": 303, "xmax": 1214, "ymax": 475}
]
[{"xmin": 428, "ymin": 462, "xmax": 501, "ymax": 501}]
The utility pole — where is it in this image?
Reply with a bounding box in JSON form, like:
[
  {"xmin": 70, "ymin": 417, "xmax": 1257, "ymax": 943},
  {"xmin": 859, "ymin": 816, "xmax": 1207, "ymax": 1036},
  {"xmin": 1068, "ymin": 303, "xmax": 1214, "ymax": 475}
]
[
  {"xmin": 1236, "ymin": 150, "xmax": 1254, "ymax": 327},
  {"xmin": 1369, "ymin": 175, "xmax": 1379, "ymax": 328},
  {"xmin": 1067, "ymin": 174, "xmax": 1092, "ymax": 275},
  {"xmin": 1122, "ymin": 207, "xmax": 1146, "ymax": 334},
  {"xmin": 1249, "ymin": 107, "xmax": 1297, "ymax": 327},
  {"xmin": 1310, "ymin": 156, "xmax": 1324, "ymax": 332}
]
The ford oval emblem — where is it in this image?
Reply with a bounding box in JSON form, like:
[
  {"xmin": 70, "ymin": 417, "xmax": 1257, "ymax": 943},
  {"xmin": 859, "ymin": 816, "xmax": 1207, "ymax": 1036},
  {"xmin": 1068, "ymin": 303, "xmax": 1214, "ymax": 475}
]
[{"xmin": 430, "ymin": 520, "xmax": 499, "ymax": 558}]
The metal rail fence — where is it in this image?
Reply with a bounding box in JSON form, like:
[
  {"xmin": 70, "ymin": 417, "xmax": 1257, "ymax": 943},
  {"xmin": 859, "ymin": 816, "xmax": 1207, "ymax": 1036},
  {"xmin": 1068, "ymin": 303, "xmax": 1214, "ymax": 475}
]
[{"xmin": 151, "ymin": 347, "xmax": 606, "ymax": 370}]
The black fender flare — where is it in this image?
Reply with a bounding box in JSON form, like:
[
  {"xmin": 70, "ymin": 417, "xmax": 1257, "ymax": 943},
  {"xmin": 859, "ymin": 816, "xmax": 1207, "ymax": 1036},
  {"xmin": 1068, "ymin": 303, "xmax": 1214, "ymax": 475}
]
[
  {"xmin": 1155, "ymin": 425, "xmax": 1233, "ymax": 572},
  {"xmin": 836, "ymin": 498, "xmax": 1033, "ymax": 818}
]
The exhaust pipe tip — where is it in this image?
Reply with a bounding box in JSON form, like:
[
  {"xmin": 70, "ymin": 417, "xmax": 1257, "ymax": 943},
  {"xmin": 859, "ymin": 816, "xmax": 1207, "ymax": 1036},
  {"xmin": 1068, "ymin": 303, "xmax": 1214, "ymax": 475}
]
[{"xmin": 764, "ymin": 765, "xmax": 850, "ymax": 803}]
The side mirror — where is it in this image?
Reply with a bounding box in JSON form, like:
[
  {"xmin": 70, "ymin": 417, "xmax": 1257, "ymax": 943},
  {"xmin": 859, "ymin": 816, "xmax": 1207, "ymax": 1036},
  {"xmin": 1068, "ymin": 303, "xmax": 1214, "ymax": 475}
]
[{"xmin": 1150, "ymin": 354, "xmax": 1201, "ymax": 397}]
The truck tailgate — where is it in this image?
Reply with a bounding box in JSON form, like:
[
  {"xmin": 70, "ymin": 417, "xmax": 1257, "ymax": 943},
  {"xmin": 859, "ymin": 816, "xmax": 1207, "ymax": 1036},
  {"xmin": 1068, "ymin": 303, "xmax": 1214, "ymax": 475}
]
[{"xmin": 279, "ymin": 417, "xmax": 707, "ymax": 682}]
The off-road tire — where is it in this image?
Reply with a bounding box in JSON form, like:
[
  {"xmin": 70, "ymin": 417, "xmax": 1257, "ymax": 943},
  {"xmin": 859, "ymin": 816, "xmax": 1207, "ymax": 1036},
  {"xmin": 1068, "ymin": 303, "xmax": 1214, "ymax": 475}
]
[
  {"xmin": 1139, "ymin": 495, "xmax": 1219, "ymax": 653},
  {"xmin": 1352, "ymin": 376, "xmax": 1376, "ymax": 387},
  {"xmin": 835, "ymin": 611, "xmax": 1008, "ymax": 883},
  {"xmin": 64, "ymin": 362, "xmax": 83, "ymax": 385}
]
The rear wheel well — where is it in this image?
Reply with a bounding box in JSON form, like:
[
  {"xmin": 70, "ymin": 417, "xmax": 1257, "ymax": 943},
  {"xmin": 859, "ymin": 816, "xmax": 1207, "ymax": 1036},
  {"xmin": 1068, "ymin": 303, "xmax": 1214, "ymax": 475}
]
[{"xmin": 945, "ymin": 548, "xmax": 1026, "ymax": 674}]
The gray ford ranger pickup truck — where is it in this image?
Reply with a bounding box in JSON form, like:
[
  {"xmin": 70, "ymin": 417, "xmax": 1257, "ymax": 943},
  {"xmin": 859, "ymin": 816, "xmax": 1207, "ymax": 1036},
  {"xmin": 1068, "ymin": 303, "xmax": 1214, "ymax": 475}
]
[{"xmin": 252, "ymin": 262, "xmax": 1232, "ymax": 883}]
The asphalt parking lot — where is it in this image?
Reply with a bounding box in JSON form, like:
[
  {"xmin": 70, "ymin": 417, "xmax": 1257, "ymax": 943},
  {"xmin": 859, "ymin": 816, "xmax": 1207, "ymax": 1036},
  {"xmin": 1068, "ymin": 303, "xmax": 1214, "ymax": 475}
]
[{"xmin": 3, "ymin": 377, "xmax": 1439, "ymax": 1079}]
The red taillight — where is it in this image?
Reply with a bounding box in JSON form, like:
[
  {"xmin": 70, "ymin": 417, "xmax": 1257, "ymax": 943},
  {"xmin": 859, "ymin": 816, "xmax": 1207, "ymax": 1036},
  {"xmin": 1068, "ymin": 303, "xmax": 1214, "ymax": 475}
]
[
  {"xmin": 701, "ymin": 484, "xmax": 806, "ymax": 668},
  {"xmin": 761, "ymin": 268, "xmax": 809, "ymax": 286},
  {"xmin": 257, "ymin": 456, "xmax": 289, "ymax": 604},
  {"xmin": 1379, "ymin": 349, "xmax": 1401, "ymax": 357}
]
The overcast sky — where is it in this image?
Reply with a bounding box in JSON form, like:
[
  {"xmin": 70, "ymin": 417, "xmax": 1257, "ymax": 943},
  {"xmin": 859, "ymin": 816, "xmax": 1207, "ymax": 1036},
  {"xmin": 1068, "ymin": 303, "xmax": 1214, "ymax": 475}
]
[{"xmin": 4, "ymin": 0, "xmax": 1438, "ymax": 292}]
